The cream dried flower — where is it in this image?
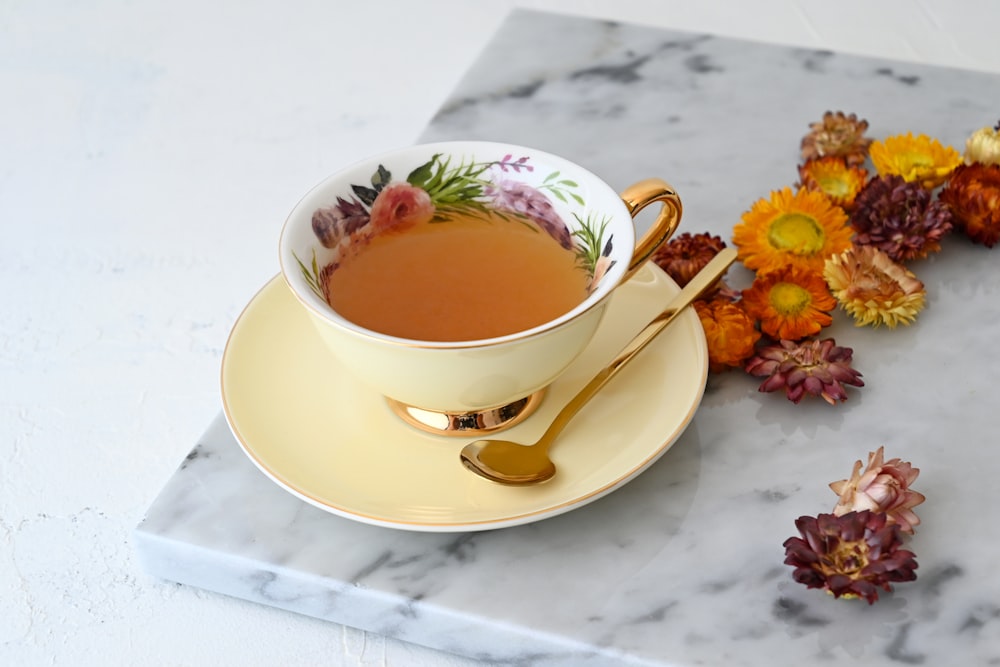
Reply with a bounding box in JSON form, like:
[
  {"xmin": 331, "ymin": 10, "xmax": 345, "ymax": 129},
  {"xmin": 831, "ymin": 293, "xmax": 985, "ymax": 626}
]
[
  {"xmin": 824, "ymin": 245, "xmax": 926, "ymax": 328},
  {"xmin": 830, "ymin": 446, "xmax": 926, "ymax": 535},
  {"xmin": 964, "ymin": 122, "xmax": 1000, "ymax": 166}
]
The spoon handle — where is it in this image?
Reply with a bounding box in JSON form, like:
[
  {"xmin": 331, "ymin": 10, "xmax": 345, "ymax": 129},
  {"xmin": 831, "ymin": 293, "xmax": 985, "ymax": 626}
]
[{"xmin": 537, "ymin": 247, "xmax": 738, "ymax": 445}]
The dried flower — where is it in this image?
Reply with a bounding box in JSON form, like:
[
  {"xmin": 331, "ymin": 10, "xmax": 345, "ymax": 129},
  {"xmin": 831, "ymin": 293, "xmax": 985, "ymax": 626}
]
[
  {"xmin": 824, "ymin": 245, "xmax": 926, "ymax": 328},
  {"xmin": 800, "ymin": 111, "xmax": 873, "ymax": 167},
  {"xmin": 741, "ymin": 266, "xmax": 836, "ymax": 341},
  {"xmin": 733, "ymin": 187, "xmax": 852, "ymax": 274},
  {"xmin": 869, "ymin": 132, "xmax": 962, "ymax": 189},
  {"xmin": 694, "ymin": 299, "xmax": 761, "ymax": 373},
  {"xmin": 963, "ymin": 122, "xmax": 1000, "ymax": 166},
  {"xmin": 652, "ymin": 232, "xmax": 727, "ymax": 287},
  {"xmin": 830, "ymin": 447, "xmax": 925, "ymax": 535},
  {"xmin": 745, "ymin": 338, "xmax": 863, "ymax": 405},
  {"xmin": 783, "ymin": 510, "xmax": 918, "ymax": 604},
  {"xmin": 939, "ymin": 163, "xmax": 1000, "ymax": 247},
  {"xmin": 797, "ymin": 157, "xmax": 869, "ymax": 209},
  {"xmin": 850, "ymin": 175, "xmax": 953, "ymax": 261}
]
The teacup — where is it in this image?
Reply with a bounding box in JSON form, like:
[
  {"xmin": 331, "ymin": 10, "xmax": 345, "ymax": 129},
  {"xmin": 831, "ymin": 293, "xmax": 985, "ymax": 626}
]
[{"xmin": 279, "ymin": 141, "xmax": 682, "ymax": 435}]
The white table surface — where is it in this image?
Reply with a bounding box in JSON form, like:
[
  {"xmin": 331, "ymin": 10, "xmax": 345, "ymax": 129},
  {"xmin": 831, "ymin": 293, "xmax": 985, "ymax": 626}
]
[{"xmin": 4, "ymin": 1, "xmax": 999, "ymax": 665}]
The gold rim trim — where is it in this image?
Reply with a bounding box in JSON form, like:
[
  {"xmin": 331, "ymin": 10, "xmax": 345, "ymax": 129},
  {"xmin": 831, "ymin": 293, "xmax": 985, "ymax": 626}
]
[{"xmin": 385, "ymin": 390, "xmax": 546, "ymax": 437}]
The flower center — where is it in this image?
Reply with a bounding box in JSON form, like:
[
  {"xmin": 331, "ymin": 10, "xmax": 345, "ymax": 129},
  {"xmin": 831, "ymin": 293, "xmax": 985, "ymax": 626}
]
[
  {"xmin": 767, "ymin": 213, "xmax": 826, "ymax": 254},
  {"xmin": 769, "ymin": 281, "xmax": 812, "ymax": 316},
  {"xmin": 817, "ymin": 174, "xmax": 850, "ymax": 197},
  {"xmin": 900, "ymin": 151, "xmax": 933, "ymax": 169},
  {"xmin": 818, "ymin": 539, "xmax": 870, "ymax": 579}
]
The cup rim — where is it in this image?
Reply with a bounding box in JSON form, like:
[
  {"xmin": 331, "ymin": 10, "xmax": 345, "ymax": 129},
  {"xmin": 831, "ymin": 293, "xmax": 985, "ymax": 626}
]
[{"xmin": 278, "ymin": 140, "xmax": 635, "ymax": 350}]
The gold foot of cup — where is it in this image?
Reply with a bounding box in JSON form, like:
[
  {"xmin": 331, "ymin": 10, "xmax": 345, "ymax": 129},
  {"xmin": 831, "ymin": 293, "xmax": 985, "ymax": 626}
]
[{"xmin": 386, "ymin": 391, "xmax": 546, "ymax": 436}]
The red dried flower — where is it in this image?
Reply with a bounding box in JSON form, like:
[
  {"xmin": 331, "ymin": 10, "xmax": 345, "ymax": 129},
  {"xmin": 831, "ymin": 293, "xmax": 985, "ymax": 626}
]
[
  {"xmin": 850, "ymin": 174, "xmax": 953, "ymax": 261},
  {"xmin": 783, "ymin": 510, "xmax": 918, "ymax": 604},
  {"xmin": 652, "ymin": 232, "xmax": 727, "ymax": 287},
  {"xmin": 745, "ymin": 338, "xmax": 863, "ymax": 405}
]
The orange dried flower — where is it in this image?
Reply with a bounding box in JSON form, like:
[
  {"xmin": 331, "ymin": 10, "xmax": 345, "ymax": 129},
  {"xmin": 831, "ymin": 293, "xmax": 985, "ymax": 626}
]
[
  {"xmin": 800, "ymin": 111, "xmax": 873, "ymax": 167},
  {"xmin": 830, "ymin": 446, "xmax": 926, "ymax": 535},
  {"xmin": 869, "ymin": 132, "xmax": 962, "ymax": 189},
  {"xmin": 939, "ymin": 162, "xmax": 1000, "ymax": 247},
  {"xmin": 733, "ymin": 187, "xmax": 852, "ymax": 275},
  {"xmin": 741, "ymin": 266, "xmax": 836, "ymax": 341},
  {"xmin": 694, "ymin": 299, "xmax": 761, "ymax": 373},
  {"xmin": 797, "ymin": 157, "xmax": 869, "ymax": 209}
]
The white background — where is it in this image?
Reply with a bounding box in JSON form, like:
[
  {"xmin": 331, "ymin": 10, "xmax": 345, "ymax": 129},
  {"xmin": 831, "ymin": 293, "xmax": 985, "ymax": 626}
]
[{"xmin": 3, "ymin": 1, "xmax": 998, "ymax": 665}]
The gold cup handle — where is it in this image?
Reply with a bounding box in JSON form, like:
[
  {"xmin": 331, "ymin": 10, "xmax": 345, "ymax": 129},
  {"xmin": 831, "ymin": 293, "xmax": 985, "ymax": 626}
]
[{"xmin": 619, "ymin": 178, "xmax": 683, "ymax": 282}]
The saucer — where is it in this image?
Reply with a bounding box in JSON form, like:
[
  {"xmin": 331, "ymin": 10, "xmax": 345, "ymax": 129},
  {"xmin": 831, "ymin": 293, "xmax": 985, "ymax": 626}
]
[{"xmin": 220, "ymin": 264, "xmax": 707, "ymax": 532}]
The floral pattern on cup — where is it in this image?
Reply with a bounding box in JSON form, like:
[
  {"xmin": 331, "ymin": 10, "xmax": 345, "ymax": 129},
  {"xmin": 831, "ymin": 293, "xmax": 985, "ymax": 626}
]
[{"xmin": 293, "ymin": 153, "xmax": 614, "ymax": 305}]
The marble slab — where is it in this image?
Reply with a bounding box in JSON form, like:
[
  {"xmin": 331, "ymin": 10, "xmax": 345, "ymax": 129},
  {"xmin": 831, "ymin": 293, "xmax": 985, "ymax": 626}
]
[{"xmin": 136, "ymin": 10, "xmax": 1000, "ymax": 665}]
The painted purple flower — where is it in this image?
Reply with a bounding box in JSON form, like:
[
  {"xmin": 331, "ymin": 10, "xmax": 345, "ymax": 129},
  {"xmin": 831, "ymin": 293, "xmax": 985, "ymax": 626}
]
[
  {"xmin": 489, "ymin": 180, "xmax": 573, "ymax": 250},
  {"xmin": 496, "ymin": 154, "xmax": 534, "ymax": 173},
  {"xmin": 311, "ymin": 197, "xmax": 370, "ymax": 248}
]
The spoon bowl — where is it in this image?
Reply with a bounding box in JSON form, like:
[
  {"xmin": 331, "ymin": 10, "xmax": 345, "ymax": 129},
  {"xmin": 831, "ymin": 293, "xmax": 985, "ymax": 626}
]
[{"xmin": 459, "ymin": 248, "xmax": 737, "ymax": 486}]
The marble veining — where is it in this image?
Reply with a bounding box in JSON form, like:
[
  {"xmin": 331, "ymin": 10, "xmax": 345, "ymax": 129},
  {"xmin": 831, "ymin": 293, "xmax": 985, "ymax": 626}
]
[{"xmin": 136, "ymin": 9, "xmax": 1000, "ymax": 666}]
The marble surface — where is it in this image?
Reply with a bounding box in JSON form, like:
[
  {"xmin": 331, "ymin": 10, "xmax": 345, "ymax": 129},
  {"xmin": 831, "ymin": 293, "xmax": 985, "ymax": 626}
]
[{"xmin": 134, "ymin": 9, "xmax": 1000, "ymax": 666}]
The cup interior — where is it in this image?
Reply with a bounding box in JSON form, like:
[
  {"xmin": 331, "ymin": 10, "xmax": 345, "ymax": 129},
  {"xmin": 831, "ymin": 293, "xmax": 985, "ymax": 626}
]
[{"xmin": 279, "ymin": 141, "xmax": 635, "ymax": 347}]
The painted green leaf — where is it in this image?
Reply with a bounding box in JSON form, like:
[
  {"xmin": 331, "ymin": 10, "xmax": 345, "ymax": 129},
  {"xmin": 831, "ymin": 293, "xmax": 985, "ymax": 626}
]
[
  {"xmin": 407, "ymin": 156, "xmax": 438, "ymax": 188},
  {"xmin": 371, "ymin": 165, "xmax": 391, "ymax": 190},
  {"xmin": 352, "ymin": 184, "xmax": 379, "ymax": 206},
  {"xmin": 544, "ymin": 171, "xmax": 560, "ymax": 183}
]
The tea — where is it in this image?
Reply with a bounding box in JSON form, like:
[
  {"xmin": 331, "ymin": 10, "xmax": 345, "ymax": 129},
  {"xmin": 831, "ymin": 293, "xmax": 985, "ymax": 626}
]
[{"xmin": 325, "ymin": 211, "xmax": 590, "ymax": 341}]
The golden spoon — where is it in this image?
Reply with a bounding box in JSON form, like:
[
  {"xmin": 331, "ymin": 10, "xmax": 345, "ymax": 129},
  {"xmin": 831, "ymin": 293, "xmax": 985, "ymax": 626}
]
[{"xmin": 459, "ymin": 247, "xmax": 737, "ymax": 485}]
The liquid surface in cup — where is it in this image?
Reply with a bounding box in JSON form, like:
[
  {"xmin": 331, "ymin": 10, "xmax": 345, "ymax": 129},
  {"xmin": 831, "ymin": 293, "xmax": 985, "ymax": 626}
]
[{"xmin": 326, "ymin": 210, "xmax": 590, "ymax": 341}]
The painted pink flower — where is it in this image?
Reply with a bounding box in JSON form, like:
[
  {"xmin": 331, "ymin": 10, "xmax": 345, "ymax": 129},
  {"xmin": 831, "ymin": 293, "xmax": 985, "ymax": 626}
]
[
  {"xmin": 369, "ymin": 182, "xmax": 435, "ymax": 234},
  {"xmin": 829, "ymin": 446, "xmax": 925, "ymax": 534}
]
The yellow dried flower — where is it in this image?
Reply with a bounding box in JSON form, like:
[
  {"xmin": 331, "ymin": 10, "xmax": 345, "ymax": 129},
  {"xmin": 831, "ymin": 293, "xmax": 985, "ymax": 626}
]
[
  {"xmin": 824, "ymin": 245, "xmax": 926, "ymax": 328},
  {"xmin": 869, "ymin": 132, "xmax": 962, "ymax": 189}
]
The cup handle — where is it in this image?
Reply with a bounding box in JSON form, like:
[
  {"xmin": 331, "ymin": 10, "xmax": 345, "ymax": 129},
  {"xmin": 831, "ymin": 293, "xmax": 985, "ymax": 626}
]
[{"xmin": 619, "ymin": 178, "xmax": 683, "ymax": 282}]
